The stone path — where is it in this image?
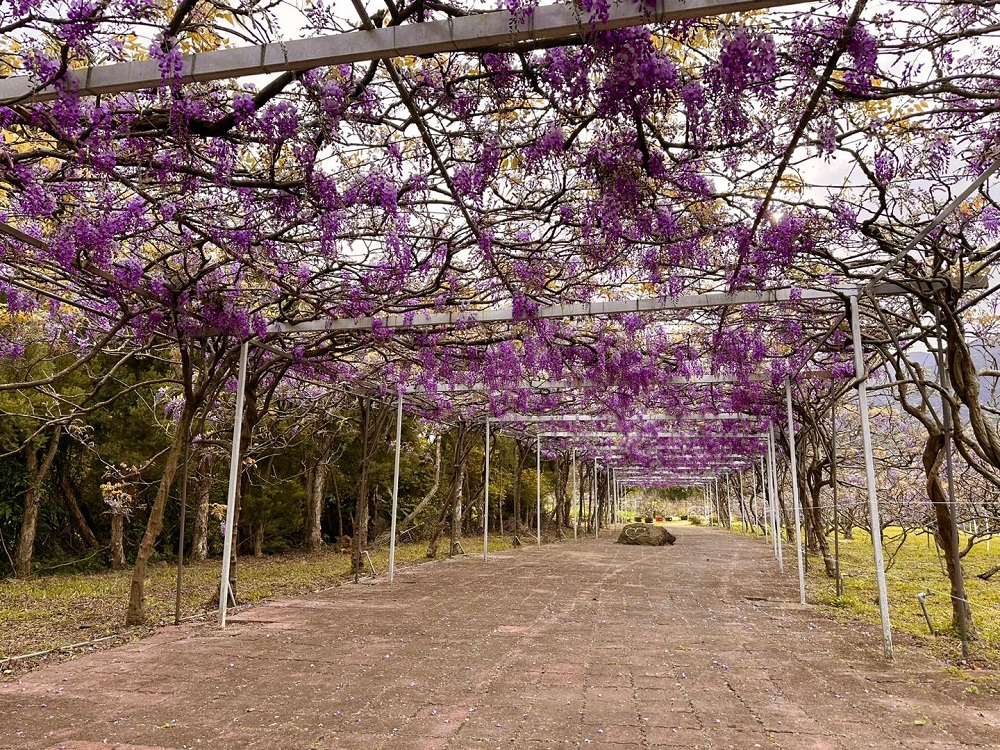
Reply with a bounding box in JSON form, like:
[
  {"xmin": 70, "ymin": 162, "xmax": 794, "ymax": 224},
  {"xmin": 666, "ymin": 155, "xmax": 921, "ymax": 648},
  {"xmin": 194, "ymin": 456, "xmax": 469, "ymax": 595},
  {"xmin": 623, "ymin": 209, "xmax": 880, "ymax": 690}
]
[{"xmin": 1, "ymin": 527, "xmax": 998, "ymax": 749}]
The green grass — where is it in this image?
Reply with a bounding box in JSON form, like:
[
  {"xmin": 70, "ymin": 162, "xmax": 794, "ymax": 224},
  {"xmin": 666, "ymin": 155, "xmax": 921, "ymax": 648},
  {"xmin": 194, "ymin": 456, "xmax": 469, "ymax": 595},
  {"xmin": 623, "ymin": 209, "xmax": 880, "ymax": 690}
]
[
  {"xmin": 797, "ymin": 527, "xmax": 1000, "ymax": 666},
  {"xmin": 0, "ymin": 534, "xmax": 517, "ymax": 666}
]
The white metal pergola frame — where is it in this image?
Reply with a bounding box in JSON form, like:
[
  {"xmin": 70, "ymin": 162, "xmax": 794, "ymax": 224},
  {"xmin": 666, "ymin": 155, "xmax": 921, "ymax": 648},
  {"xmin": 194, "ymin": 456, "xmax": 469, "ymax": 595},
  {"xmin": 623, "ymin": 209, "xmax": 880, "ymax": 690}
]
[
  {"xmin": 0, "ymin": 0, "xmax": 807, "ymax": 104},
  {"xmin": 0, "ymin": 0, "xmax": 993, "ymax": 662},
  {"xmin": 214, "ymin": 283, "xmax": 902, "ymax": 665}
]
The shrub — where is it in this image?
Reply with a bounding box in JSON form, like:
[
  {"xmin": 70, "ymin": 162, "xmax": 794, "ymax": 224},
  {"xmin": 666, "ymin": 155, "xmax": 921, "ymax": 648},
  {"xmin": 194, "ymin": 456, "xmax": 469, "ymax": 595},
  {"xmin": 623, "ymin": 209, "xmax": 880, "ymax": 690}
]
[{"xmin": 688, "ymin": 514, "xmax": 704, "ymax": 526}]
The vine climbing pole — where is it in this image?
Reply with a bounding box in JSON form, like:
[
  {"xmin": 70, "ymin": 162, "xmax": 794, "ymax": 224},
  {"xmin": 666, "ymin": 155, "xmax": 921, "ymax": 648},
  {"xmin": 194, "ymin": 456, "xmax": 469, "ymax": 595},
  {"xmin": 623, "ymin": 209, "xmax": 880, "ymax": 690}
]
[
  {"xmin": 219, "ymin": 341, "xmax": 249, "ymax": 627},
  {"xmin": 849, "ymin": 295, "xmax": 893, "ymax": 660},
  {"xmin": 483, "ymin": 418, "xmax": 491, "ymax": 561},
  {"xmin": 785, "ymin": 378, "xmax": 807, "ymax": 606},
  {"xmin": 388, "ymin": 393, "xmax": 404, "ymax": 583}
]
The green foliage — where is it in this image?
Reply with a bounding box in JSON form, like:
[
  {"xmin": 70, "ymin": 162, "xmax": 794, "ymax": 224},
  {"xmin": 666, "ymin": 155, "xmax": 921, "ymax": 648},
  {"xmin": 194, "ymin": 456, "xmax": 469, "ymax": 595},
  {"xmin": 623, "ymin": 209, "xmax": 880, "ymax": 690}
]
[{"xmin": 0, "ymin": 455, "xmax": 28, "ymax": 572}]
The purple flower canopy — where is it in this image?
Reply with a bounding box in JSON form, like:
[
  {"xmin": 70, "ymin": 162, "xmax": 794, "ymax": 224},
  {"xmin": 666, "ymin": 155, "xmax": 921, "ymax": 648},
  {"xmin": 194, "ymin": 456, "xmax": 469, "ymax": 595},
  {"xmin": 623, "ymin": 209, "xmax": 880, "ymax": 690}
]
[{"xmin": 1, "ymin": 0, "xmax": 997, "ymax": 478}]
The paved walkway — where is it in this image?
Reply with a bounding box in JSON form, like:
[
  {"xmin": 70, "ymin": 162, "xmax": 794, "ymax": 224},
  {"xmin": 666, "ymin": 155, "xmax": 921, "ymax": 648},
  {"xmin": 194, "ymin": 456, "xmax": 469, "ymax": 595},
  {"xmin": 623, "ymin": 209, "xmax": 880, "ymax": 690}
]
[{"xmin": 2, "ymin": 527, "xmax": 998, "ymax": 750}]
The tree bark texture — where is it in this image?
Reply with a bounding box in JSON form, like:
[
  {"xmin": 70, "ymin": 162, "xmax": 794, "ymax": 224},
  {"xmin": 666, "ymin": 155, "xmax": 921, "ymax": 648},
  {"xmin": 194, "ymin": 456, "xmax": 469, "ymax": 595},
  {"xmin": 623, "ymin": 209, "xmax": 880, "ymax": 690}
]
[
  {"xmin": 14, "ymin": 426, "xmax": 62, "ymax": 578},
  {"xmin": 58, "ymin": 460, "xmax": 99, "ymax": 551},
  {"xmin": 923, "ymin": 432, "xmax": 977, "ymax": 638},
  {"xmin": 426, "ymin": 423, "xmax": 475, "ymax": 558},
  {"xmin": 803, "ymin": 449, "xmax": 835, "ymax": 577},
  {"xmin": 126, "ymin": 405, "xmax": 194, "ymax": 624},
  {"xmin": 109, "ymin": 511, "xmax": 125, "ymax": 569},
  {"xmin": 351, "ymin": 398, "xmax": 392, "ymax": 573},
  {"xmin": 190, "ymin": 451, "xmax": 213, "ymax": 562},
  {"xmin": 304, "ymin": 440, "xmax": 332, "ymax": 552}
]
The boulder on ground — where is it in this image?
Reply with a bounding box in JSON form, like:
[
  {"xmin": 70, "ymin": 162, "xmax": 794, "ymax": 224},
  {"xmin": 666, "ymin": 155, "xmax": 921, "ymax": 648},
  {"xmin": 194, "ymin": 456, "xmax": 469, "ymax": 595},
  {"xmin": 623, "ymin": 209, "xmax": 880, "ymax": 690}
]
[{"xmin": 616, "ymin": 523, "xmax": 676, "ymax": 546}]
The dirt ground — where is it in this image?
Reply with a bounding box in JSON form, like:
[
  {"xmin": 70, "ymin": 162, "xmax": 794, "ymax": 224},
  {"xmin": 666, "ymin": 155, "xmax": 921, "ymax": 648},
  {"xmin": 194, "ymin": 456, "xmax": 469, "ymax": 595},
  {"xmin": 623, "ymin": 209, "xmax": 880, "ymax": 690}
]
[{"xmin": 1, "ymin": 526, "xmax": 998, "ymax": 749}]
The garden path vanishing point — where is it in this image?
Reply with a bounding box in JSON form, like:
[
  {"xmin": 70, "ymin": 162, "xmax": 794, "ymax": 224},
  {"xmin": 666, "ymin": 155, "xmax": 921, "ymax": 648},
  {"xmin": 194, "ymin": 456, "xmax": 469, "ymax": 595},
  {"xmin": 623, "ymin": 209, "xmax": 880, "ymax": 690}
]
[{"xmin": 1, "ymin": 526, "xmax": 998, "ymax": 750}]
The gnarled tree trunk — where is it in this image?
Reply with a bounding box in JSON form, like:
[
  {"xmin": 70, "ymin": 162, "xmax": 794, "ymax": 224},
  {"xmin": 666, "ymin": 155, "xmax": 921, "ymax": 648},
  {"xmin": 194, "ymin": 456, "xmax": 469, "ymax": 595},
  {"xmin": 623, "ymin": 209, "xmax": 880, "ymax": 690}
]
[
  {"xmin": 923, "ymin": 432, "xmax": 977, "ymax": 638},
  {"xmin": 126, "ymin": 405, "xmax": 194, "ymax": 624},
  {"xmin": 351, "ymin": 398, "xmax": 392, "ymax": 574},
  {"xmin": 304, "ymin": 440, "xmax": 332, "ymax": 553},
  {"xmin": 58, "ymin": 459, "xmax": 99, "ymax": 551},
  {"xmin": 427, "ymin": 423, "xmax": 475, "ymax": 558},
  {"xmin": 109, "ymin": 511, "xmax": 126, "ymax": 569},
  {"xmin": 190, "ymin": 451, "xmax": 214, "ymax": 562},
  {"xmin": 14, "ymin": 426, "xmax": 62, "ymax": 578}
]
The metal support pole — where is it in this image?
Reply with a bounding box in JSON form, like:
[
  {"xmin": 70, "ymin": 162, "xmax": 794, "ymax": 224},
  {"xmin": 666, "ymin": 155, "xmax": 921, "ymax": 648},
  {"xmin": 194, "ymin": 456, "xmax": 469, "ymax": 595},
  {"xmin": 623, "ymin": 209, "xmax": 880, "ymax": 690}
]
[
  {"xmin": 483, "ymin": 417, "xmax": 490, "ymax": 561},
  {"xmin": 785, "ymin": 378, "xmax": 807, "ymax": 605},
  {"xmin": 573, "ymin": 448, "xmax": 581, "ymax": 539},
  {"xmin": 219, "ymin": 340, "xmax": 249, "ymax": 628},
  {"xmin": 536, "ymin": 434, "xmax": 542, "ymax": 547},
  {"xmin": 831, "ymin": 400, "xmax": 842, "ymax": 597},
  {"xmin": 738, "ymin": 470, "xmax": 749, "ymax": 534},
  {"xmin": 174, "ymin": 428, "xmax": 191, "ymax": 626},
  {"xmin": 609, "ymin": 469, "xmax": 618, "ymax": 524},
  {"xmin": 758, "ymin": 457, "xmax": 767, "ymax": 540},
  {"xmin": 850, "ymin": 295, "xmax": 893, "ymax": 660},
  {"xmin": 726, "ymin": 475, "xmax": 733, "ymax": 530},
  {"xmin": 594, "ymin": 458, "xmax": 601, "ymax": 539},
  {"xmin": 768, "ymin": 425, "xmax": 784, "ymax": 571},
  {"xmin": 611, "ymin": 469, "xmax": 621, "ymax": 523},
  {"xmin": 388, "ymin": 393, "xmax": 404, "ymax": 582}
]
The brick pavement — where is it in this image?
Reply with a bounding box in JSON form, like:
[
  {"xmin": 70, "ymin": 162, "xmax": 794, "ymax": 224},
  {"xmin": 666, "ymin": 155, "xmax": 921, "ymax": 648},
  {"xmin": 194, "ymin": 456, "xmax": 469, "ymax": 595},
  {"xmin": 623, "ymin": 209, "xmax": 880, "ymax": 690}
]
[{"xmin": 1, "ymin": 526, "xmax": 998, "ymax": 749}]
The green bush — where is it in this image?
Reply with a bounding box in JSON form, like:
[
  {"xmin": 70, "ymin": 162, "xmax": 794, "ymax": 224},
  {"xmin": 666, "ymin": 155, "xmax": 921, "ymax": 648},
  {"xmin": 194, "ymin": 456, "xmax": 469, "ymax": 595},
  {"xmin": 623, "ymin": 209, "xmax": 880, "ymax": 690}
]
[{"xmin": 688, "ymin": 514, "xmax": 703, "ymax": 525}]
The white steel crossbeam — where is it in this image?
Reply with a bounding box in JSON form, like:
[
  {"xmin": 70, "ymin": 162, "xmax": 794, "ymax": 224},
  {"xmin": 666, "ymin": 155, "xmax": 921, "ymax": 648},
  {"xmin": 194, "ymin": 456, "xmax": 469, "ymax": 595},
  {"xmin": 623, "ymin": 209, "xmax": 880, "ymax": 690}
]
[
  {"xmin": 403, "ymin": 370, "xmax": 837, "ymax": 395},
  {"xmin": 264, "ymin": 282, "xmax": 959, "ymax": 335},
  {"xmin": 496, "ymin": 413, "xmax": 760, "ymax": 423},
  {"xmin": 403, "ymin": 375, "xmax": 748, "ymax": 393},
  {"xmin": 0, "ymin": 0, "xmax": 806, "ymax": 104},
  {"xmin": 538, "ymin": 431, "xmax": 759, "ymax": 438},
  {"xmin": 270, "ymin": 287, "xmax": 858, "ymax": 334}
]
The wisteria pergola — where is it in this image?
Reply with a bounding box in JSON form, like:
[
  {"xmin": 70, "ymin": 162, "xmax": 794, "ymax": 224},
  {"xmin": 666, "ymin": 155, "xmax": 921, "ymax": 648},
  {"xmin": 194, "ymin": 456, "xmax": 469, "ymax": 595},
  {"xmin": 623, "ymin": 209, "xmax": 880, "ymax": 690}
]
[{"xmin": 2, "ymin": 0, "xmax": 998, "ymax": 662}]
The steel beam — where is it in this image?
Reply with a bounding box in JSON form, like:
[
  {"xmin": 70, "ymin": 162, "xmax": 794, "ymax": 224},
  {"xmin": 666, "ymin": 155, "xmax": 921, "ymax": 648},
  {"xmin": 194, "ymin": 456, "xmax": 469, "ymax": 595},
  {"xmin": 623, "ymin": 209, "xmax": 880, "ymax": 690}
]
[
  {"xmin": 495, "ymin": 413, "xmax": 760, "ymax": 423},
  {"xmin": 850, "ymin": 295, "xmax": 894, "ymax": 660},
  {"xmin": 270, "ymin": 287, "xmax": 863, "ymax": 334},
  {"xmin": 218, "ymin": 341, "xmax": 249, "ymax": 628},
  {"xmin": 1, "ymin": 0, "xmax": 806, "ymax": 104}
]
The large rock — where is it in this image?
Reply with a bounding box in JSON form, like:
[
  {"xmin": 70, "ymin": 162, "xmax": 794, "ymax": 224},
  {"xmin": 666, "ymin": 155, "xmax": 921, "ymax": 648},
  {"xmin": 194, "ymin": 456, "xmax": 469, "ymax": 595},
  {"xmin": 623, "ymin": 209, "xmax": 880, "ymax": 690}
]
[{"xmin": 616, "ymin": 523, "xmax": 676, "ymax": 546}]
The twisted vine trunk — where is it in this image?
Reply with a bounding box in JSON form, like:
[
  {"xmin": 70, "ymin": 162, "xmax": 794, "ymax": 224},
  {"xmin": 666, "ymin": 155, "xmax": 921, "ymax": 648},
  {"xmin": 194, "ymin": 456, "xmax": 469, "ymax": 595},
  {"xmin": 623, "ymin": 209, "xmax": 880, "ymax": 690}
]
[
  {"xmin": 804, "ymin": 454, "xmax": 835, "ymax": 577},
  {"xmin": 553, "ymin": 454, "xmax": 571, "ymax": 529},
  {"xmin": 58, "ymin": 460, "xmax": 99, "ymax": 551},
  {"xmin": 190, "ymin": 451, "xmax": 214, "ymax": 562},
  {"xmin": 109, "ymin": 511, "xmax": 126, "ymax": 569},
  {"xmin": 126, "ymin": 405, "xmax": 195, "ymax": 624},
  {"xmin": 511, "ymin": 439, "xmax": 530, "ymax": 538},
  {"xmin": 304, "ymin": 436, "xmax": 333, "ymax": 553},
  {"xmin": 426, "ymin": 423, "xmax": 475, "ymax": 558},
  {"xmin": 923, "ymin": 432, "xmax": 977, "ymax": 638},
  {"xmin": 351, "ymin": 398, "xmax": 392, "ymax": 574},
  {"xmin": 392, "ymin": 438, "xmax": 441, "ymax": 540},
  {"xmin": 449, "ymin": 465, "xmax": 466, "ymax": 555}
]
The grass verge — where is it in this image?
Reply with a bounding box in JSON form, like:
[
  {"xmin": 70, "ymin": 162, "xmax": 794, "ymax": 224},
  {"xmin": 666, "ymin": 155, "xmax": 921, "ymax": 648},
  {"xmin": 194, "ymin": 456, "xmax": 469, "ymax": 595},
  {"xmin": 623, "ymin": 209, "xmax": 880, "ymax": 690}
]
[
  {"xmin": 732, "ymin": 522, "xmax": 1000, "ymax": 692},
  {"xmin": 0, "ymin": 534, "xmax": 517, "ymax": 679}
]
